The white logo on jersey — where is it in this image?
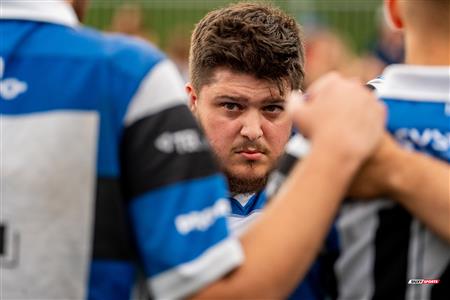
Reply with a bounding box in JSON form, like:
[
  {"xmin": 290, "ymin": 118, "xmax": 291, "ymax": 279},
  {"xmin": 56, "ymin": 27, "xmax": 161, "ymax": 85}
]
[
  {"xmin": 1, "ymin": 78, "xmax": 28, "ymax": 100},
  {"xmin": 0, "ymin": 57, "xmax": 28, "ymax": 100},
  {"xmin": 395, "ymin": 128, "xmax": 450, "ymax": 152},
  {"xmin": 175, "ymin": 199, "xmax": 230, "ymax": 235},
  {"xmin": 155, "ymin": 129, "xmax": 207, "ymax": 154}
]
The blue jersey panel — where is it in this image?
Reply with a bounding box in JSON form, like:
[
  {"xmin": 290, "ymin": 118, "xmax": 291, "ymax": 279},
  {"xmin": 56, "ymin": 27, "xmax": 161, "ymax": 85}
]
[
  {"xmin": 129, "ymin": 174, "xmax": 229, "ymax": 277},
  {"xmin": 383, "ymin": 98, "xmax": 449, "ymax": 162},
  {"xmin": 289, "ymin": 261, "xmax": 324, "ymax": 300},
  {"xmin": 1, "ymin": 58, "xmax": 102, "ymax": 114},
  {"xmin": 88, "ymin": 261, "xmax": 135, "ymax": 300}
]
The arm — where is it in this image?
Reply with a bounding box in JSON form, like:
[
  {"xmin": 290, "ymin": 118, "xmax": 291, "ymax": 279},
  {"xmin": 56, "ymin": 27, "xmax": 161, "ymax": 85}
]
[
  {"xmin": 192, "ymin": 73, "xmax": 386, "ymax": 298},
  {"xmin": 194, "ymin": 142, "xmax": 363, "ymax": 298},
  {"xmin": 349, "ymin": 134, "xmax": 450, "ymax": 241}
]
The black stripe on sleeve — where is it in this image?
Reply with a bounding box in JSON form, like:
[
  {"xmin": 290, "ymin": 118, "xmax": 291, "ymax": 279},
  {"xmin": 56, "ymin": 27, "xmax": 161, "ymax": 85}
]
[
  {"xmin": 265, "ymin": 153, "xmax": 299, "ymax": 199},
  {"xmin": 320, "ymin": 244, "xmax": 340, "ymax": 299},
  {"xmin": 0, "ymin": 224, "xmax": 5, "ymax": 256},
  {"xmin": 318, "ymin": 224, "xmax": 341, "ymax": 299},
  {"xmin": 373, "ymin": 205, "xmax": 412, "ymax": 300},
  {"xmin": 120, "ymin": 104, "xmax": 219, "ymax": 200},
  {"xmin": 277, "ymin": 152, "xmax": 299, "ymax": 176},
  {"xmin": 92, "ymin": 177, "xmax": 135, "ymax": 261}
]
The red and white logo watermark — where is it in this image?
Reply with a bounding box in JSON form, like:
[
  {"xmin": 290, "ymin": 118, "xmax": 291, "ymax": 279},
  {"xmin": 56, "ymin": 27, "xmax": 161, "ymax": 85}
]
[{"xmin": 408, "ymin": 279, "xmax": 440, "ymax": 285}]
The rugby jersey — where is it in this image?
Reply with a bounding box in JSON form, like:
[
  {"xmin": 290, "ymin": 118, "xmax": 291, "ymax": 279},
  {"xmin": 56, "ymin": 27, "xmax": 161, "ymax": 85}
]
[
  {"xmin": 0, "ymin": 2, "xmax": 242, "ymax": 299},
  {"xmin": 267, "ymin": 65, "xmax": 450, "ymax": 300}
]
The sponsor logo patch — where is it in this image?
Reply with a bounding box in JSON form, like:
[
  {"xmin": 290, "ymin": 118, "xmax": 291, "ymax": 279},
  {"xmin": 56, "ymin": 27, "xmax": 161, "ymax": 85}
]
[
  {"xmin": 175, "ymin": 199, "xmax": 230, "ymax": 235},
  {"xmin": 408, "ymin": 279, "xmax": 440, "ymax": 285}
]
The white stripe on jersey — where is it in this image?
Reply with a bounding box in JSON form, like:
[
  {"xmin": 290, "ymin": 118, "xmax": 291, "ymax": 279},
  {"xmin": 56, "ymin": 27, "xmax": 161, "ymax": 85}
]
[
  {"xmin": 149, "ymin": 238, "xmax": 244, "ymax": 299},
  {"xmin": 0, "ymin": 0, "xmax": 79, "ymax": 27},
  {"xmin": 336, "ymin": 200, "xmax": 393, "ymax": 300},
  {"xmin": 1, "ymin": 111, "xmax": 98, "ymax": 298},
  {"xmin": 124, "ymin": 59, "xmax": 187, "ymax": 126}
]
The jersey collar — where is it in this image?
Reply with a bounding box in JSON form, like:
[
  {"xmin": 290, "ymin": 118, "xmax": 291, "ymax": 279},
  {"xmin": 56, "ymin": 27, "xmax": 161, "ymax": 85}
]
[
  {"xmin": 377, "ymin": 64, "xmax": 450, "ymax": 103},
  {"xmin": 0, "ymin": 0, "xmax": 79, "ymax": 28}
]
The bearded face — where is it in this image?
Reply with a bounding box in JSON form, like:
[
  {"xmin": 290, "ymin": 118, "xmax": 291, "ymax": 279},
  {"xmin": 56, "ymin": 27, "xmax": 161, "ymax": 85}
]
[{"xmin": 187, "ymin": 68, "xmax": 292, "ymax": 195}]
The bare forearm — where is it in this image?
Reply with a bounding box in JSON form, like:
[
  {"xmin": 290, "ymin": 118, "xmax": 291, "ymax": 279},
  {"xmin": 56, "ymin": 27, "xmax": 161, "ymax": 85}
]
[
  {"xmin": 387, "ymin": 149, "xmax": 450, "ymax": 241},
  {"xmin": 192, "ymin": 146, "xmax": 362, "ymax": 299}
]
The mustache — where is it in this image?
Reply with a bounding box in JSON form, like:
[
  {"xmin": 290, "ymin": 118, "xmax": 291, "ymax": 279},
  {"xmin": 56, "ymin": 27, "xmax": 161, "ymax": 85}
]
[{"xmin": 232, "ymin": 140, "xmax": 269, "ymax": 154}]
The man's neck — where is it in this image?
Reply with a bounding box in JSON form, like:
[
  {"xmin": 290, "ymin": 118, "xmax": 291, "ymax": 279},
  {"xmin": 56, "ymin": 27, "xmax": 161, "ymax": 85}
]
[{"xmin": 405, "ymin": 34, "xmax": 450, "ymax": 66}]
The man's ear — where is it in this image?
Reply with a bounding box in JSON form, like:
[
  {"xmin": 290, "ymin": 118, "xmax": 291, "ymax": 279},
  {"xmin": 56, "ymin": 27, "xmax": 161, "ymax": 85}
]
[
  {"xmin": 185, "ymin": 83, "xmax": 198, "ymax": 113},
  {"xmin": 384, "ymin": 0, "xmax": 403, "ymax": 30}
]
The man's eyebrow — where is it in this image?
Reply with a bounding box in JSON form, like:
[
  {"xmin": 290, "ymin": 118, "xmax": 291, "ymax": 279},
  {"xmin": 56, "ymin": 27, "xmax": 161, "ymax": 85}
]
[
  {"xmin": 261, "ymin": 97, "xmax": 286, "ymax": 104},
  {"xmin": 213, "ymin": 95, "xmax": 249, "ymax": 102},
  {"xmin": 213, "ymin": 95, "xmax": 285, "ymax": 104}
]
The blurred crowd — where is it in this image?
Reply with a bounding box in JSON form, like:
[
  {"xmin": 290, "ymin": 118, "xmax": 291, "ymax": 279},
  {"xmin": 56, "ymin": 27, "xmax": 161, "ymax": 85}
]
[{"xmin": 107, "ymin": 2, "xmax": 404, "ymax": 87}]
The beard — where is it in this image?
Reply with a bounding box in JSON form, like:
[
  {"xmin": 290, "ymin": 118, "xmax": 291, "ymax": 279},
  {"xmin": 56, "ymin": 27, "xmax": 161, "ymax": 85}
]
[
  {"xmin": 224, "ymin": 162, "xmax": 269, "ymax": 195},
  {"xmin": 210, "ymin": 142, "xmax": 276, "ymax": 195},
  {"xmin": 209, "ymin": 147, "xmax": 270, "ymax": 194},
  {"xmin": 227, "ymin": 173, "xmax": 268, "ymax": 195},
  {"xmin": 224, "ymin": 140, "xmax": 272, "ymax": 194}
]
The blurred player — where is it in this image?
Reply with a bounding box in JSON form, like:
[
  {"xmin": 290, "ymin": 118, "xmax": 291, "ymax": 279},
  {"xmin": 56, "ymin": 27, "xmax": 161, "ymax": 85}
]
[
  {"xmin": 1, "ymin": 0, "xmax": 385, "ymax": 299},
  {"xmin": 342, "ymin": 1, "xmax": 449, "ymax": 299},
  {"xmin": 1, "ymin": 0, "xmax": 240, "ymax": 298},
  {"xmin": 269, "ymin": 0, "xmax": 450, "ymax": 299}
]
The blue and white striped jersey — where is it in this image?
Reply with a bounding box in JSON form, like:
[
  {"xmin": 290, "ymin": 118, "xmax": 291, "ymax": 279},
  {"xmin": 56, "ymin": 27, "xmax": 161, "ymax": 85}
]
[
  {"xmin": 0, "ymin": 2, "xmax": 242, "ymax": 299},
  {"xmin": 267, "ymin": 65, "xmax": 450, "ymax": 300}
]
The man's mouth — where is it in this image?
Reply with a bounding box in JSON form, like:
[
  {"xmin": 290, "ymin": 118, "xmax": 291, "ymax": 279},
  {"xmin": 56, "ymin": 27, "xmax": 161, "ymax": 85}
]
[{"xmin": 236, "ymin": 148, "xmax": 264, "ymax": 160}]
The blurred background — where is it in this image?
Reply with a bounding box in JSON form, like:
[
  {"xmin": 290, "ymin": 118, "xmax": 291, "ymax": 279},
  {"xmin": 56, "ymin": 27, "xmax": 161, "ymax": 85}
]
[{"xmin": 85, "ymin": 0, "xmax": 404, "ymax": 86}]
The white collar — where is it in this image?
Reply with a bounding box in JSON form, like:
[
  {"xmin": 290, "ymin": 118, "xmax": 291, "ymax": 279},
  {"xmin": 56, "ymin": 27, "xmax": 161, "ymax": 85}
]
[
  {"xmin": 0, "ymin": 0, "xmax": 79, "ymax": 27},
  {"xmin": 232, "ymin": 193, "xmax": 254, "ymax": 207},
  {"xmin": 377, "ymin": 64, "xmax": 450, "ymax": 103}
]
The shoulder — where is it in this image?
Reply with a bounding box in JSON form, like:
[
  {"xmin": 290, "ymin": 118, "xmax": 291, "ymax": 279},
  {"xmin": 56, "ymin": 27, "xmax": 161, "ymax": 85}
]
[
  {"xmin": 30, "ymin": 24, "xmax": 166, "ymax": 79},
  {"xmin": 75, "ymin": 27, "xmax": 166, "ymax": 78}
]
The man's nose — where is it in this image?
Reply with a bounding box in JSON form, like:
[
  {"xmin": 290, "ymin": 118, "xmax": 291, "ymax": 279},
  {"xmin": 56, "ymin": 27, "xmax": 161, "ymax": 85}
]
[{"xmin": 240, "ymin": 110, "xmax": 263, "ymax": 141}]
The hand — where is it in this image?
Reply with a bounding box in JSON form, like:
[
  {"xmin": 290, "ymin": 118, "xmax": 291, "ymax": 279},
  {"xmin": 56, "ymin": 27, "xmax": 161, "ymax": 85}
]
[
  {"xmin": 348, "ymin": 133, "xmax": 404, "ymax": 199},
  {"xmin": 288, "ymin": 72, "xmax": 386, "ymax": 163}
]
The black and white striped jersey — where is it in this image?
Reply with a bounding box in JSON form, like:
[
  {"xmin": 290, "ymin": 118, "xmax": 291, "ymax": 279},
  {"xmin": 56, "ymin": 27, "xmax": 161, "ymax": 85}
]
[{"xmin": 267, "ymin": 65, "xmax": 450, "ymax": 300}]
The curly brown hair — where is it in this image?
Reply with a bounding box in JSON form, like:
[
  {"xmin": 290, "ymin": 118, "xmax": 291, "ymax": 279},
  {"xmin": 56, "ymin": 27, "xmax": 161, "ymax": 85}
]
[{"xmin": 189, "ymin": 2, "xmax": 305, "ymax": 95}]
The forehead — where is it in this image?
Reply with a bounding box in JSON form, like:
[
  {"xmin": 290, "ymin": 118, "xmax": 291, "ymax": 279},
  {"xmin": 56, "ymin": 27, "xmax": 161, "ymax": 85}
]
[{"xmin": 199, "ymin": 68, "xmax": 287, "ymax": 102}]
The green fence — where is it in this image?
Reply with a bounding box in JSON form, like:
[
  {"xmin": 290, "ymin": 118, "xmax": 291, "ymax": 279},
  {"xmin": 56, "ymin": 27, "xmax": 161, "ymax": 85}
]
[{"xmin": 85, "ymin": 0, "xmax": 382, "ymax": 54}]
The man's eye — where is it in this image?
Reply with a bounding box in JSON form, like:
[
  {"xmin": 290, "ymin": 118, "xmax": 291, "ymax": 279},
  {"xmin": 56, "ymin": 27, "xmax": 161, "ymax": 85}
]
[
  {"xmin": 263, "ymin": 105, "xmax": 284, "ymax": 113},
  {"xmin": 222, "ymin": 103, "xmax": 242, "ymax": 111}
]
